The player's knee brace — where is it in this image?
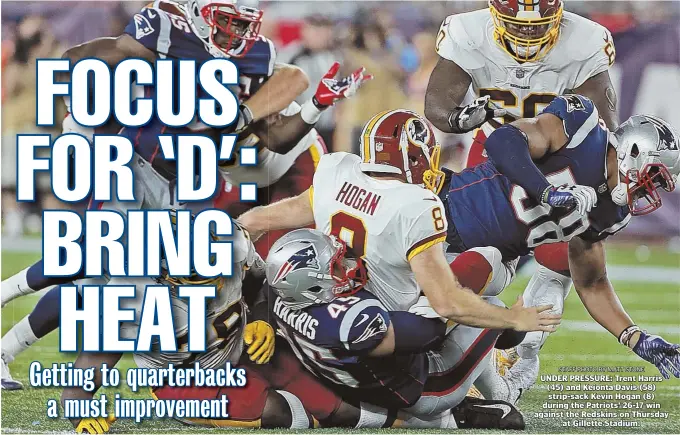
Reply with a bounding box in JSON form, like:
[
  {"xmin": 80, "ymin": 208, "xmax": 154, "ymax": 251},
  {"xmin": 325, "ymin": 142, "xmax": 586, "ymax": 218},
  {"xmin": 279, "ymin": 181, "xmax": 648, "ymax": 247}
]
[{"xmin": 261, "ymin": 390, "xmax": 312, "ymax": 429}]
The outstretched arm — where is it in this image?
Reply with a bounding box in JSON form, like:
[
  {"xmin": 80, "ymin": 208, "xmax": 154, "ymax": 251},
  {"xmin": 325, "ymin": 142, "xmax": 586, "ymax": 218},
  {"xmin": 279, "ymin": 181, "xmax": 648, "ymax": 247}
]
[
  {"xmin": 569, "ymin": 236, "xmax": 680, "ymax": 379},
  {"xmin": 237, "ymin": 189, "xmax": 314, "ymax": 240},
  {"xmin": 410, "ymin": 244, "xmax": 561, "ymax": 332},
  {"xmin": 242, "ymin": 63, "xmax": 309, "ymax": 125}
]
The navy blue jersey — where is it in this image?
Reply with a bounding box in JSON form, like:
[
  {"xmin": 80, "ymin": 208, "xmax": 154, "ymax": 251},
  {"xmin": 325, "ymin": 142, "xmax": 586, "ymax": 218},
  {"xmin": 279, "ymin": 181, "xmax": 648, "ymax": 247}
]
[
  {"xmin": 270, "ymin": 288, "xmax": 431, "ymax": 408},
  {"xmin": 124, "ymin": 1, "xmax": 275, "ymax": 76},
  {"xmin": 120, "ymin": 1, "xmax": 276, "ymax": 177},
  {"xmin": 441, "ymin": 95, "xmax": 631, "ymax": 259}
]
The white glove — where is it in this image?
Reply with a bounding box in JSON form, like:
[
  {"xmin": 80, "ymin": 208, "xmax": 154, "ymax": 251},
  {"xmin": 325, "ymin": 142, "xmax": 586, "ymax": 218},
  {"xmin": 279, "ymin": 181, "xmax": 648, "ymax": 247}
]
[
  {"xmin": 449, "ymin": 95, "xmax": 506, "ymax": 133},
  {"xmin": 542, "ymin": 184, "xmax": 598, "ymax": 215}
]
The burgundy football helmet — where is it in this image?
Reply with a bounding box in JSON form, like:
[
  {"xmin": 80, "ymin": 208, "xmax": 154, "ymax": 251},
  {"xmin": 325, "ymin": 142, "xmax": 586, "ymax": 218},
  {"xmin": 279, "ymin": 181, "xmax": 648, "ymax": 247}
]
[
  {"xmin": 489, "ymin": 0, "xmax": 564, "ymax": 62},
  {"xmin": 359, "ymin": 110, "xmax": 444, "ymax": 194}
]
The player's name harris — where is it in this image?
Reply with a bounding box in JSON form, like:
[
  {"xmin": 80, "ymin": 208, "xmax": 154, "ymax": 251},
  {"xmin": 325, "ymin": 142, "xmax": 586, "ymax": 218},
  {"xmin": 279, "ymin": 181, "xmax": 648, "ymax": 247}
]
[{"xmin": 540, "ymin": 374, "xmax": 663, "ymax": 382}]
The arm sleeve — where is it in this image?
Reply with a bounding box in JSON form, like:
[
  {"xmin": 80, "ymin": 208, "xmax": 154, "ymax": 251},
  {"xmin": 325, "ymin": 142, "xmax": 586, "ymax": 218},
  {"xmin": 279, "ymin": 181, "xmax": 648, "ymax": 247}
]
[
  {"xmin": 390, "ymin": 311, "xmax": 447, "ymax": 354},
  {"xmin": 401, "ymin": 196, "xmax": 448, "ymax": 262},
  {"xmin": 485, "ymin": 124, "xmax": 551, "ymax": 201}
]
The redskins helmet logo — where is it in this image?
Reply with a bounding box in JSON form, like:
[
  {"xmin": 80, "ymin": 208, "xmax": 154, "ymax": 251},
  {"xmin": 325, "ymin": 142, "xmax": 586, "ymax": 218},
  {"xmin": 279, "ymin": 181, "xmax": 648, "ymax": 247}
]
[{"xmin": 406, "ymin": 118, "xmax": 431, "ymax": 147}]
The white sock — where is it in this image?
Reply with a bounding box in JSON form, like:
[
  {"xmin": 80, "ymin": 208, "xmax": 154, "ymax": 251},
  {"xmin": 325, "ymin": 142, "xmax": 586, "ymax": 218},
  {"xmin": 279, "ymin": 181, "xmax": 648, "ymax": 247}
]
[
  {"xmin": 1, "ymin": 316, "xmax": 39, "ymax": 363},
  {"xmin": 275, "ymin": 390, "xmax": 310, "ymax": 429},
  {"xmin": 475, "ymin": 362, "xmax": 511, "ymax": 401},
  {"xmin": 356, "ymin": 402, "xmax": 388, "ymax": 428},
  {"xmin": 1, "ymin": 267, "xmax": 34, "ymax": 306},
  {"xmin": 399, "ymin": 410, "xmax": 458, "ymax": 429},
  {"xmin": 517, "ymin": 265, "xmax": 571, "ymax": 359}
]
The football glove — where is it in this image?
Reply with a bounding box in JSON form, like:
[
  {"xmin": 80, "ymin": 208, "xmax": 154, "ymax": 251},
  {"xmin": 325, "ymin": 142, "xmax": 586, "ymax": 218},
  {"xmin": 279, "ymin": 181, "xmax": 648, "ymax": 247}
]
[
  {"xmin": 75, "ymin": 416, "xmax": 116, "ymax": 434},
  {"xmin": 632, "ymin": 332, "xmax": 680, "ymax": 379},
  {"xmin": 541, "ymin": 184, "xmax": 598, "ymax": 215},
  {"xmin": 449, "ymin": 95, "xmax": 507, "ymax": 133},
  {"xmin": 312, "ymin": 61, "xmax": 373, "ymax": 109},
  {"xmin": 244, "ymin": 320, "xmax": 275, "ymax": 364}
]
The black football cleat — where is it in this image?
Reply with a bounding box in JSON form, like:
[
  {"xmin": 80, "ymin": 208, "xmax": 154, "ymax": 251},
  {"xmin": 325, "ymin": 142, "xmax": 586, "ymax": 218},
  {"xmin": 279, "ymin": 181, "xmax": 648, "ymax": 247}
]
[{"xmin": 451, "ymin": 396, "xmax": 525, "ymax": 430}]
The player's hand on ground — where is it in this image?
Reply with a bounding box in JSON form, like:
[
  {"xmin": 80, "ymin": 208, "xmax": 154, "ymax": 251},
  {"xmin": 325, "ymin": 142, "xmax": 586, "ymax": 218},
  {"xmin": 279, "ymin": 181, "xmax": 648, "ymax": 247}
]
[
  {"xmin": 75, "ymin": 416, "xmax": 115, "ymax": 434},
  {"xmin": 510, "ymin": 296, "xmax": 562, "ymax": 332},
  {"xmin": 244, "ymin": 320, "xmax": 275, "ymax": 364},
  {"xmin": 312, "ymin": 61, "xmax": 373, "ymax": 108},
  {"xmin": 541, "ymin": 184, "xmax": 598, "ymax": 215},
  {"xmin": 450, "ymin": 95, "xmax": 507, "ymax": 133},
  {"xmin": 631, "ymin": 332, "xmax": 680, "ymax": 379}
]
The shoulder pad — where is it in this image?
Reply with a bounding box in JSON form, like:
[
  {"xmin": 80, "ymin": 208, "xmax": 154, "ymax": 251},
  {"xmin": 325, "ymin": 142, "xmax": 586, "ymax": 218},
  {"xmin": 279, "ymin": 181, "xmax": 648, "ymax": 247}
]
[
  {"xmin": 238, "ymin": 36, "xmax": 277, "ymax": 77},
  {"xmin": 339, "ymin": 296, "xmax": 391, "ymax": 353},
  {"xmin": 558, "ymin": 12, "xmax": 613, "ymax": 62},
  {"xmin": 317, "ymin": 152, "xmax": 353, "ymax": 171},
  {"xmin": 437, "ymin": 11, "xmax": 489, "ymax": 70}
]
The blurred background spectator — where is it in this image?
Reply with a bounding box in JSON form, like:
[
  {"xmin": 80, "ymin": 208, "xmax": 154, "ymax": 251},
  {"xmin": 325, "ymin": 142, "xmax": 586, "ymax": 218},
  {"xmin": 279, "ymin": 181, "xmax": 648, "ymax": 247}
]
[
  {"xmin": 278, "ymin": 14, "xmax": 340, "ymax": 149},
  {"xmin": 1, "ymin": 0, "xmax": 679, "ymax": 244}
]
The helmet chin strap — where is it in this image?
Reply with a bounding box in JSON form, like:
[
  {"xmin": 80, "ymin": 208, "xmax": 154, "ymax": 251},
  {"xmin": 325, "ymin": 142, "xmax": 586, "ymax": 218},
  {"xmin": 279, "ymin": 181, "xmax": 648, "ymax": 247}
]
[{"xmin": 608, "ymin": 133, "xmax": 630, "ymax": 206}]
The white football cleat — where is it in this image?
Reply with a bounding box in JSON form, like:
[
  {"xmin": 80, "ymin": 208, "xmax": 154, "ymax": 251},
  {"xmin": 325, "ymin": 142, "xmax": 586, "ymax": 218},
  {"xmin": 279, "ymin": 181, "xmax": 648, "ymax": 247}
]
[
  {"xmin": 1, "ymin": 357, "xmax": 24, "ymax": 390},
  {"xmin": 502, "ymin": 356, "xmax": 539, "ymax": 404}
]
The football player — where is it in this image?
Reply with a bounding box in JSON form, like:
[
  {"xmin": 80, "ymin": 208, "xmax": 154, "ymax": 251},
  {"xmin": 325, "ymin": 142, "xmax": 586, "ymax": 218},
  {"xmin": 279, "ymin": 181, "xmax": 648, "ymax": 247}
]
[
  {"xmin": 437, "ymin": 95, "xmax": 680, "ymax": 398},
  {"xmin": 237, "ymin": 110, "xmax": 561, "ymax": 329},
  {"xmin": 1, "ymin": 0, "xmax": 304, "ymax": 302},
  {"xmin": 424, "ymin": 0, "xmax": 621, "ymax": 364},
  {"xmin": 261, "ymin": 228, "xmax": 526, "ymax": 430}
]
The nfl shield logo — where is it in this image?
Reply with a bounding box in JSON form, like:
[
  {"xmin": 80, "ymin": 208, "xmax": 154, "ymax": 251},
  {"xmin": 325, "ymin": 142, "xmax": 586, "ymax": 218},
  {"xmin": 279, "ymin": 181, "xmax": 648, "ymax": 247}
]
[{"xmin": 515, "ymin": 69, "xmax": 526, "ymax": 79}]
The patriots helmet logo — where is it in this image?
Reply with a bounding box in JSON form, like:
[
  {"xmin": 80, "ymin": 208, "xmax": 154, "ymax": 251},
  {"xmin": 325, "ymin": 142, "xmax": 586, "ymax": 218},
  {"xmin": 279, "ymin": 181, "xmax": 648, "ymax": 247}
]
[
  {"xmin": 271, "ymin": 243, "xmax": 320, "ymax": 284},
  {"xmin": 134, "ymin": 13, "xmax": 155, "ymax": 40},
  {"xmin": 644, "ymin": 117, "xmax": 678, "ymax": 151}
]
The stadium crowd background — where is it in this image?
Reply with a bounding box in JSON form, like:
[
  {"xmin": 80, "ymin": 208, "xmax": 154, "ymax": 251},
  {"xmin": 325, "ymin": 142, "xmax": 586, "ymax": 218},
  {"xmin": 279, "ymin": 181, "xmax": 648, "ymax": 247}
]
[{"xmin": 1, "ymin": 0, "xmax": 678, "ymax": 253}]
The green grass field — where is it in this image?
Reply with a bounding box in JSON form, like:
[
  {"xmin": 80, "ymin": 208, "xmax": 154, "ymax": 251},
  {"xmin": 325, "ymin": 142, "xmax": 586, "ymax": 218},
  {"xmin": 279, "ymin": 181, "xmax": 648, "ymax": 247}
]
[{"xmin": 1, "ymin": 244, "xmax": 679, "ymax": 433}]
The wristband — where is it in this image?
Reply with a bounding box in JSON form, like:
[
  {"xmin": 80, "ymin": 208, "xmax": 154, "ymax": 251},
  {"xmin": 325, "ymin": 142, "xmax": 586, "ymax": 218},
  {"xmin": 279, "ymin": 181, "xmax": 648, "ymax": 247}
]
[
  {"xmin": 301, "ymin": 99, "xmax": 323, "ymax": 124},
  {"xmin": 618, "ymin": 325, "xmax": 641, "ymax": 347},
  {"xmin": 447, "ymin": 108, "xmax": 463, "ymax": 133}
]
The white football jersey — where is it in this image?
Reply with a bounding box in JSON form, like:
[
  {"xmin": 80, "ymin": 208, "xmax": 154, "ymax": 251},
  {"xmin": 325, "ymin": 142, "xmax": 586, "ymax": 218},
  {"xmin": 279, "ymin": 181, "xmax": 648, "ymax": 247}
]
[
  {"xmin": 311, "ymin": 152, "xmax": 447, "ymax": 311},
  {"xmin": 120, "ymin": 225, "xmax": 264, "ymax": 370},
  {"xmin": 436, "ymin": 9, "xmax": 615, "ymax": 136},
  {"xmin": 219, "ymin": 101, "xmax": 324, "ymax": 187}
]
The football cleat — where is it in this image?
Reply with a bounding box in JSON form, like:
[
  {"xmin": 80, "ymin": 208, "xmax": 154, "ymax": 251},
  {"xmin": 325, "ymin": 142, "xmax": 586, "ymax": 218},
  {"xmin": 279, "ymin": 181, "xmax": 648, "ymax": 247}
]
[
  {"xmin": 1, "ymin": 357, "xmax": 24, "ymax": 390},
  {"xmin": 451, "ymin": 396, "xmax": 525, "ymax": 430}
]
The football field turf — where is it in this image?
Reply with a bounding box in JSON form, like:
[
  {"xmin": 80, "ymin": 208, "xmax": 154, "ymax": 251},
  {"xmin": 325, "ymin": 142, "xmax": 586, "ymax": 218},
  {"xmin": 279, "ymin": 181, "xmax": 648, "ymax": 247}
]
[{"xmin": 1, "ymin": 244, "xmax": 679, "ymax": 433}]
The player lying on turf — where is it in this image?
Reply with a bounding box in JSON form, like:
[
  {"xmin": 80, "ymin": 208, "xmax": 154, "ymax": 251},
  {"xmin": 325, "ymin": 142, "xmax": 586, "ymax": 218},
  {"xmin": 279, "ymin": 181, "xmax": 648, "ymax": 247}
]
[
  {"xmin": 260, "ymin": 228, "xmax": 526, "ymax": 430},
  {"xmin": 436, "ymin": 95, "xmax": 680, "ymax": 399},
  {"xmin": 238, "ymin": 109, "xmax": 561, "ymax": 333},
  {"xmin": 59, "ymin": 214, "xmax": 517, "ymax": 432}
]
